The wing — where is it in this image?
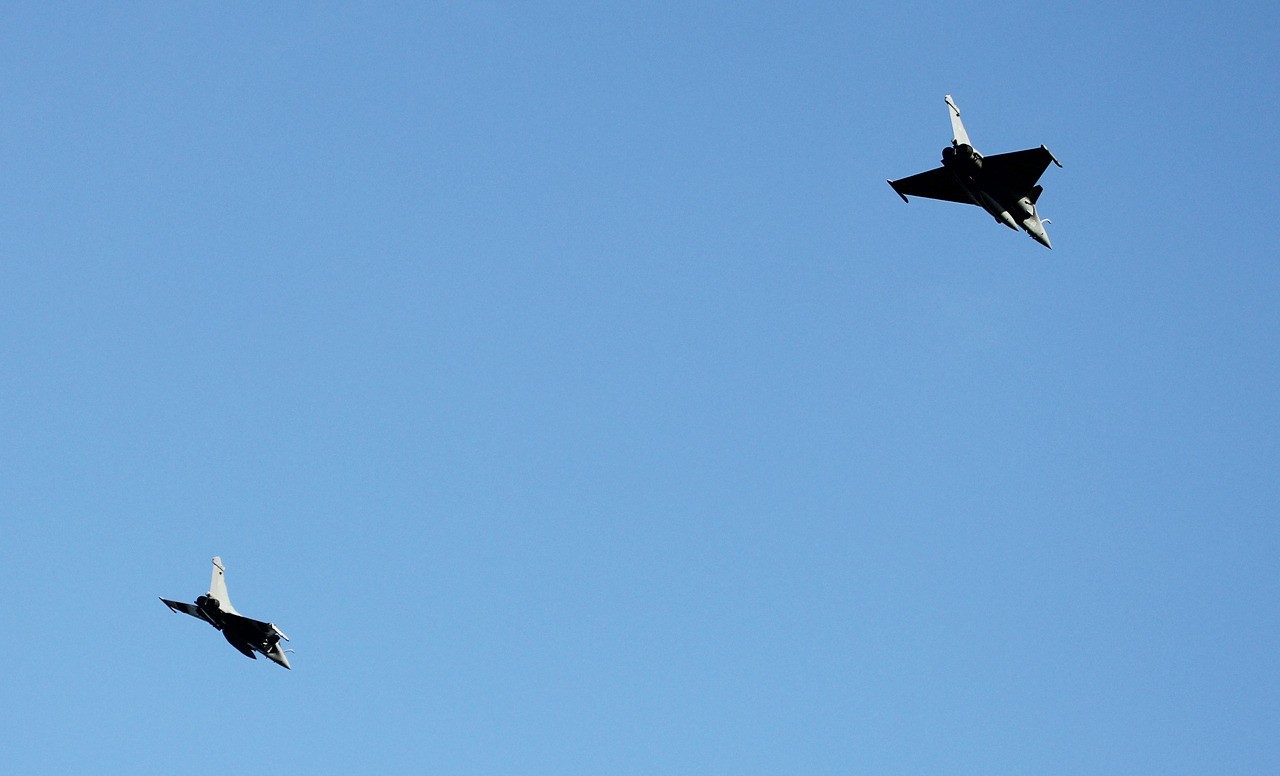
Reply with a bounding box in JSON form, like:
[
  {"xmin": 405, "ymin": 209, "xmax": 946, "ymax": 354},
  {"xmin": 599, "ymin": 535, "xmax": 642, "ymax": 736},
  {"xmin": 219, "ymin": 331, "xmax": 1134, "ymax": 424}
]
[
  {"xmin": 160, "ymin": 597, "xmax": 214, "ymax": 624},
  {"xmin": 223, "ymin": 612, "xmax": 289, "ymax": 645},
  {"xmin": 981, "ymin": 146, "xmax": 1061, "ymax": 198},
  {"xmin": 888, "ymin": 167, "xmax": 974, "ymax": 206},
  {"xmin": 222, "ymin": 611, "xmax": 292, "ymax": 667},
  {"xmin": 223, "ymin": 630, "xmax": 259, "ymax": 659},
  {"xmin": 223, "ymin": 611, "xmax": 274, "ymax": 636}
]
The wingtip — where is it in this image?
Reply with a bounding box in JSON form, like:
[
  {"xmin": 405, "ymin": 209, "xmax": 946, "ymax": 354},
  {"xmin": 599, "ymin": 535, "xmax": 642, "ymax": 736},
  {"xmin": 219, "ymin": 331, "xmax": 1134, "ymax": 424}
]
[{"xmin": 887, "ymin": 180, "xmax": 909, "ymax": 203}]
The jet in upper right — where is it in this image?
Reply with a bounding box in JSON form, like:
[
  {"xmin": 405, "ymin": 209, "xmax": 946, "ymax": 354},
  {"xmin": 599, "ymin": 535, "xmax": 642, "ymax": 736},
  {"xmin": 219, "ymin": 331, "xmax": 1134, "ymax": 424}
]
[{"xmin": 888, "ymin": 95, "xmax": 1062, "ymax": 248}]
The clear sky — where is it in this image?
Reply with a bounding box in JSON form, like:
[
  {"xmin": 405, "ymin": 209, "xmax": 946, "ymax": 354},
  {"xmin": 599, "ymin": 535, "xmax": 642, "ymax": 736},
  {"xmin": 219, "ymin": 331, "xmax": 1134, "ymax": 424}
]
[{"xmin": 2, "ymin": 2, "xmax": 1278, "ymax": 773}]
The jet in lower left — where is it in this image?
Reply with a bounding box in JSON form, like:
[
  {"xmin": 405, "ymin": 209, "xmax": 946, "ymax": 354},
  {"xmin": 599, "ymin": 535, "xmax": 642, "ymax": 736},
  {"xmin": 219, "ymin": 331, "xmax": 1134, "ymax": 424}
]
[{"xmin": 160, "ymin": 556, "xmax": 293, "ymax": 669}]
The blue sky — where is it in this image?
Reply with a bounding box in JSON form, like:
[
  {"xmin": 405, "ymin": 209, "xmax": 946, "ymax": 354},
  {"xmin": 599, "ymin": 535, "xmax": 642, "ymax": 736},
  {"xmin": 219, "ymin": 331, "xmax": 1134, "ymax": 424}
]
[{"xmin": 2, "ymin": 2, "xmax": 1279, "ymax": 773}]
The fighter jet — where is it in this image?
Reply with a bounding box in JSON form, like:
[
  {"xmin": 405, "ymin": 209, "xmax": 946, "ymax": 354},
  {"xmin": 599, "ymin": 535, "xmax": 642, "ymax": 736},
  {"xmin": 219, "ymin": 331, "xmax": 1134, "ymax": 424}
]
[
  {"xmin": 888, "ymin": 95, "xmax": 1062, "ymax": 248},
  {"xmin": 160, "ymin": 557, "xmax": 293, "ymax": 669}
]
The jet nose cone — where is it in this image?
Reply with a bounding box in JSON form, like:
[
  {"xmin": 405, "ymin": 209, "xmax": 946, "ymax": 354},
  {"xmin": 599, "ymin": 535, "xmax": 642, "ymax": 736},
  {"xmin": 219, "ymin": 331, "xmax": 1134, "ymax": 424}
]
[
  {"xmin": 266, "ymin": 648, "xmax": 292, "ymax": 669},
  {"xmin": 1025, "ymin": 223, "xmax": 1052, "ymax": 249}
]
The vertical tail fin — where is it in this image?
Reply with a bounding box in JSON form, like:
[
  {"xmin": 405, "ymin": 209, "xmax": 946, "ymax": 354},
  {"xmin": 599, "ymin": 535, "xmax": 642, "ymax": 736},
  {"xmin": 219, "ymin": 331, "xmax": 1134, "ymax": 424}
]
[
  {"xmin": 945, "ymin": 95, "xmax": 970, "ymax": 147},
  {"xmin": 208, "ymin": 556, "xmax": 239, "ymax": 614}
]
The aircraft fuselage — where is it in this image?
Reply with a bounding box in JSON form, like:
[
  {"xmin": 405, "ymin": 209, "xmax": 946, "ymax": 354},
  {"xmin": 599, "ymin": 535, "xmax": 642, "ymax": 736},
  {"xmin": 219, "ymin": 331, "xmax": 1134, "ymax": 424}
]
[
  {"xmin": 941, "ymin": 143, "xmax": 1052, "ymax": 248},
  {"xmin": 193, "ymin": 594, "xmax": 292, "ymax": 668}
]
